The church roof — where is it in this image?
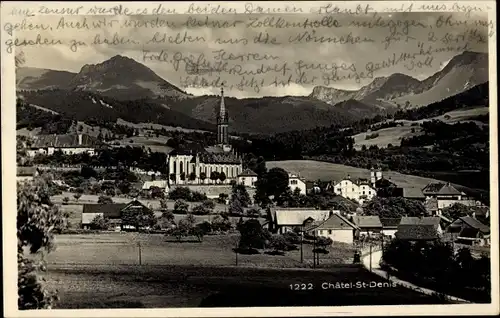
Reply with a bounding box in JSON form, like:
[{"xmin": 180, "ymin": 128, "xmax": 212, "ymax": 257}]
[{"xmin": 198, "ymin": 152, "xmax": 241, "ymax": 164}]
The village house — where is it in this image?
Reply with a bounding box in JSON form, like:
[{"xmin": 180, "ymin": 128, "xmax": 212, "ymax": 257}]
[
  {"xmin": 379, "ymin": 217, "xmax": 402, "ymax": 238},
  {"xmin": 422, "ymin": 182, "xmax": 479, "ymax": 212},
  {"xmin": 142, "ymin": 180, "xmax": 169, "ymax": 194},
  {"xmin": 81, "ymin": 199, "xmax": 153, "ymax": 231},
  {"xmin": 448, "ymin": 216, "xmax": 490, "ymax": 247},
  {"xmin": 288, "ymin": 173, "xmax": 307, "ymax": 195},
  {"xmin": 16, "ymin": 166, "xmax": 39, "ymax": 183},
  {"xmin": 332, "ymin": 175, "xmax": 377, "ymax": 205},
  {"xmin": 395, "ymin": 216, "xmax": 442, "ymax": 241},
  {"xmin": 268, "ymin": 208, "xmax": 332, "ymax": 234},
  {"xmin": 351, "ymin": 215, "xmax": 383, "ymax": 239},
  {"xmin": 305, "ymin": 212, "xmax": 359, "ymax": 245},
  {"xmin": 27, "ymin": 134, "xmax": 101, "ymax": 157},
  {"xmin": 237, "ymin": 169, "xmax": 258, "ymax": 188}
]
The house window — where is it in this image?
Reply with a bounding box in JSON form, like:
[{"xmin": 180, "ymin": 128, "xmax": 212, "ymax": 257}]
[
  {"xmin": 328, "ymin": 230, "xmax": 332, "ymax": 234},
  {"xmin": 290, "ymin": 180, "xmax": 297, "ymax": 185},
  {"xmin": 242, "ymin": 177, "xmax": 245, "ymax": 182},
  {"xmin": 352, "ymin": 188, "xmax": 354, "ymax": 191},
  {"xmin": 363, "ymin": 191, "xmax": 365, "ymax": 195}
]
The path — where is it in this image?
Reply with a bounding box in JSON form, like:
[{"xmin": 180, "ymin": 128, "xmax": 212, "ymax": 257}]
[{"xmin": 362, "ymin": 249, "xmax": 471, "ymax": 303}]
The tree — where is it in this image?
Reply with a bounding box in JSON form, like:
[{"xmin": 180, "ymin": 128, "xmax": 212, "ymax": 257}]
[
  {"xmin": 157, "ymin": 210, "xmax": 175, "ymax": 230},
  {"xmin": 192, "ymin": 200, "xmax": 214, "ymax": 215},
  {"xmin": 98, "ymin": 195, "xmax": 113, "ymax": 204},
  {"xmin": 364, "ymin": 197, "xmax": 427, "ymax": 218},
  {"xmin": 188, "ymin": 172, "xmax": 196, "ymax": 182},
  {"xmin": 121, "ymin": 206, "xmax": 157, "ymax": 231},
  {"xmin": 219, "ymin": 171, "xmax": 227, "ymax": 183},
  {"xmin": 247, "ymin": 207, "xmax": 260, "ymax": 218},
  {"xmin": 150, "ymin": 186, "xmax": 164, "ymax": 199},
  {"xmin": 217, "ymin": 193, "xmax": 228, "ymax": 204},
  {"xmin": 180, "ymin": 172, "xmax": 186, "ymax": 181},
  {"xmin": 18, "ymin": 176, "xmax": 69, "ymax": 309},
  {"xmin": 174, "ymin": 199, "xmax": 189, "ymax": 214},
  {"xmin": 441, "ymin": 203, "xmax": 472, "ymax": 221},
  {"xmin": 265, "ymin": 167, "xmax": 289, "ymax": 204},
  {"xmin": 238, "ymin": 219, "xmax": 270, "ymax": 250},
  {"xmin": 73, "ymin": 193, "xmax": 82, "ymax": 201},
  {"xmin": 231, "ymin": 184, "xmax": 251, "ymax": 207},
  {"xmin": 89, "ymin": 215, "xmax": 110, "ymax": 230},
  {"xmin": 159, "ymin": 198, "xmax": 169, "ymax": 210},
  {"xmin": 169, "ymin": 187, "xmax": 192, "ymax": 201},
  {"xmin": 169, "ymin": 173, "xmax": 176, "ymax": 182},
  {"xmin": 268, "ymin": 234, "xmax": 288, "ymax": 254},
  {"xmin": 229, "ymin": 196, "xmax": 244, "ymax": 215},
  {"xmin": 211, "ymin": 215, "xmax": 232, "ymax": 232},
  {"xmin": 210, "ymin": 171, "xmax": 219, "ymax": 184},
  {"xmin": 199, "ymin": 172, "xmax": 207, "ymax": 183}
]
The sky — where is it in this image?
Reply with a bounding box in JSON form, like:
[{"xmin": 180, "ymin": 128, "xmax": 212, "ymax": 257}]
[{"xmin": 13, "ymin": 10, "xmax": 490, "ymax": 98}]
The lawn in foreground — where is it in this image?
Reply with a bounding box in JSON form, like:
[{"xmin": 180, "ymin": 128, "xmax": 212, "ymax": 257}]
[
  {"xmin": 45, "ymin": 263, "xmax": 446, "ymax": 308},
  {"xmin": 48, "ymin": 233, "xmax": 355, "ymax": 268}
]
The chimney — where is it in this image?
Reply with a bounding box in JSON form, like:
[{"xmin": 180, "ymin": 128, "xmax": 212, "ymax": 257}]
[
  {"xmin": 347, "ymin": 174, "xmax": 351, "ymax": 179},
  {"xmin": 78, "ymin": 134, "xmax": 83, "ymax": 145}
]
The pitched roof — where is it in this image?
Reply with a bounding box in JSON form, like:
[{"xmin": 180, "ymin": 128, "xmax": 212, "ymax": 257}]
[
  {"xmin": 273, "ymin": 208, "xmax": 331, "ymax": 226},
  {"xmin": 309, "ymin": 213, "xmax": 359, "ymax": 230},
  {"xmin": 82, "ymin": 203, "xmax": 128, "ymax": 219},
  {"xmin": 380, "ymin": 217, "xmax": 402, "ymax": 228},
  {"xmin": 352, "ymin": 215, "xmax": 382, "ymax": 228},
  {"xmin": 395, "ymin": 225, "xmax": 440, "ymax": 241},
  {"xmin": 31, "ymin": 134, "xmax": 101, "ymax": 148},
  {"xmin": 422, "ymin": 182, "xmax": 445, "ymax": 194},
  {"xmin": 402, "ymin": 187, "xmax": 425, "ymax": 199},
  {"xmin": 198, "ymin": 152, "xmax": 241, "ymax": 164},
  {"xmin": 453, "ymin": 216, "xmax": 490, "ymax": 234},
  {"xmin": 400, "ymin": 217, "xmax": 441, "ymax": 227},
  {"xmin": 437, "ymin": 183, "xmax": 463, "ymax": 196},
  {"xmin": 238, "ymin": 169, "xmax": 257, "ymax": 177}
]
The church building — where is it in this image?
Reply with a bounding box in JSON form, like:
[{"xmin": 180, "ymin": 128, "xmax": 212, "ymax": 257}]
[{"xmin": 167, "ymin": 86, "xmax": 243, "ymax": 185}]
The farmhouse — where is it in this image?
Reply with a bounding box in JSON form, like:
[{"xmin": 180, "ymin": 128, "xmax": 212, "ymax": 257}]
[
  {"xmin": 27, "ymin": 133, "xmax": 101, "ymax": 157},
  {"xmin": 380, "ymin": 217, "xmax": 401, "ymax": 238},
  {"xmin": 268, "ymin": 208, "xmax": 331, "ymax": 234},
  {"xmin": 448, "ymin": 216, "xmax": 490, "ymax": 246},
  {"xmin": 332, "ymin": 175, "xmax": 376, "ymax": 204},
  {"xmin": 167, "ymin": 86, "xmax": 243, "ymax": 185},
  {"xmin": 395, "ymin": 216, "xmax": 442, "ymax": 241},
  {"xmin": 81, "ymin": 199, "xmax": 152, "ymax": 231},
  {"xmin": 305, "ymin": 212, "xmax": 359, "ymax": 244},
  {"xmin": 288, "ymin": 173, "xmax": 307, "ymax": 195},
  {"xmin": 17, "ymin": 166, "xmax": 39, "ymax": 183},
  {"xmin": 351, "ymin": 215, "xmax": 383, "ymax": 238},
  {"xmin": 237, "ymin": 169, "xmax": 258, "ymax": 188}
]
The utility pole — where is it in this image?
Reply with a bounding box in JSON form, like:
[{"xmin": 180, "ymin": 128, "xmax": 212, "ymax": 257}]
[
  {"xmin": 312, "ymin": 232, "xmax": 316, "ymax": 268},
  {"xmin": 138, "ymin": 241, "xmax": 142, "ymax": 266},
  {"xmin": 300, "ymin": 226, "xmax": 304, "ymax": 263}
]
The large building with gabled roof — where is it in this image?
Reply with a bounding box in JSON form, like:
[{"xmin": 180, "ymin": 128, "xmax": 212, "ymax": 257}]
[
  {"xmin": 167, "ymin": 86, "xmax": 243, "ymax": 185},
  {"xmin": 27, "ymin": 133, "xmax": 102, "ymax": 157}
]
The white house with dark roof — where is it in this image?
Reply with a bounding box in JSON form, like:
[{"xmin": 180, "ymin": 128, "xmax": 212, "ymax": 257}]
[
  {"xmin": 448, "ymin": 216, "xmax": 490, "ymax": 246},
  {"xmin": 268, "ymin": 208, "xmax": 332, "ymax": 234},
  {"xmin": 333, "ymin": 175, "xmax": 377, "ymax": 204},
  {"xmin": 27, "ymin": 134, "xmax": 101, "ymax": 157},
  {"xmin": 238, "ymin": 169, "xmax": 258, "ymax": 188},
  {"xmin": 351, "ymin": 215, "xmax": 383, "ymax": 237},
  {"xmin": 422, "ymin": 182, "xmax": 479, "ymax": 212},
  {"xmin": 305, "ymin": 212, "xmax": 359, "ymax": 244},
  {"xmin": 142, "ymin": 180, "xmax": 169, "ymax": 194}
]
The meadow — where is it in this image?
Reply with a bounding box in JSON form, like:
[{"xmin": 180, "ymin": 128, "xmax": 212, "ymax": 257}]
[
  {"xmin": 267, "ymin": 160, "xmax": 453, "ymax": 190},
  {"xmin": 352, "ymin": 107, "xmax": 489, "ymax": 149},
  {"xmin": 42, "ymin": 233, "xmax": 446, "ymax": 308}
]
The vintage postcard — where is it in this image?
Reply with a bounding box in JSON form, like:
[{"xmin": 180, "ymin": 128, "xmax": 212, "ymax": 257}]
[{"xmin": 2, "ymin": 1, "xmax": 498, "ymax": 317}]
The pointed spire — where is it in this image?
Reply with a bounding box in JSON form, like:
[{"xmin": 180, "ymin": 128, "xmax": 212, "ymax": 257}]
[{"xmin": 220, "ymin": 84, "xmax": 226, "ymax": 120}]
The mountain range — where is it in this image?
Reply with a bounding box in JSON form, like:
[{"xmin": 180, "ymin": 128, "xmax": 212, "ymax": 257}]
[{"xmin": 16, "ymin": 51, "xmax": 489, "ymax": 134}]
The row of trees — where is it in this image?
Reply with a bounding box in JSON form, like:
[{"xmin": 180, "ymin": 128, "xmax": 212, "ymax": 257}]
[{"xmin": 169, "ymin": 171, "xmax": 228, "ymax": 184}]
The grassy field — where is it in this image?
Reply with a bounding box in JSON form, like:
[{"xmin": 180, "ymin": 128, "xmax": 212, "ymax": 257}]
[
  {"xmin": 111, "ymin": 135, "xmax": 174, "ymax": 154},
  {"xmin": 267, "ymin": 160, "xmax": 452, "ymax": 189},
  {"xmin": 352, "ymin": 107, "xmax": 489, "ymax": 149},
  {"xmin": 41, "ymin": 233, "xmax": 445, "ymax": 308}
]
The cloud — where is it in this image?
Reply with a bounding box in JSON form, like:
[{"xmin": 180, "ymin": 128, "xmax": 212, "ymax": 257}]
[{"xmin": 15, "ymin": 11, "xmax": 489, "ymax": 97}]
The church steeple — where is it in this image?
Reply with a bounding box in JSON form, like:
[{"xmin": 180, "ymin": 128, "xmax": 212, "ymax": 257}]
[{"xmin": 217, "ymin": 84, "xmax": 230, "ymax": 151}]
